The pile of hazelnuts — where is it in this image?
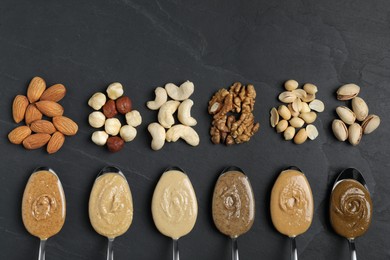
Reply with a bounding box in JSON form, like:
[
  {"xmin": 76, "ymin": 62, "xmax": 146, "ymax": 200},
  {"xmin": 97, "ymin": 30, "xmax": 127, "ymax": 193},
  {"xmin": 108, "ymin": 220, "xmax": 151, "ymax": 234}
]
[{"xmin": 88, "ymin": 82, "xmax": 142, "ymax": 152}]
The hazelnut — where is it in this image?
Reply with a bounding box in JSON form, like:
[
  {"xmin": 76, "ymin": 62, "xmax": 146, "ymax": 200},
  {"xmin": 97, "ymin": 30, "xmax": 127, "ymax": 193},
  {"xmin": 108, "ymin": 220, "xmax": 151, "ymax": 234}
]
[
  {"xmin": 107, "ymin": 82, "xmax": 124, "ymax": 100},
  {"xmin": 120, "ymin": 125, "xmax": 137, "ymax": 142},
  {"xmin": 105, "ymin": 118, "xmax": 121, "ymax": 136},
  {"xmin": 116, "ymin": 96, "xmax": 132, "ymax": 114},
  {"xmin": 88, "ymin": 92, "xmax": 106, "ymax": 110},
  {"xmin": 91, "ymin": 131, "xmax": 109, "ymax": 146},
  {"xmin": 102, "ymin": 100, "xmax": 117, "ymax": 118},
  {"xmin": 106, "ymin": 136, "xmax": 124, "ymax": 152},
  {"xmin": 89, "ymin": 111, "xmax": 106, "ymax": 128},
  {"xmin": 126, "ymin": 110, "xmax": 142, "ymax": 127}
]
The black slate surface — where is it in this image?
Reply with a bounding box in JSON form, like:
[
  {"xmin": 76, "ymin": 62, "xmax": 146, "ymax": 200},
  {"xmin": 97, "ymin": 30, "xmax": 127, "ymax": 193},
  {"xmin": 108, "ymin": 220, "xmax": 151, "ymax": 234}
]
[{"xmin": 1, "ymin": 0, "xmax": 389, "ymax": 259}]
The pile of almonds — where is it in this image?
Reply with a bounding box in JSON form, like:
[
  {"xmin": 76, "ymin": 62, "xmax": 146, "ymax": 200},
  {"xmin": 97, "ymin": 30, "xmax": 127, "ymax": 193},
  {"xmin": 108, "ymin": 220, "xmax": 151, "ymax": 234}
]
[
  {"xmin": 270, "ymin": 80, "xmax": 324, "ymax": 144},
  {"xmin": 332, "ymin": 84, "xmax": 380, "ymax": 145},
  {"xmin": 8, "ymin": 76, "xmax": 78, "ymax": 154},
  {"xmin": 88, "ymin": 82, "xmax": 142, "ymax": 152}
]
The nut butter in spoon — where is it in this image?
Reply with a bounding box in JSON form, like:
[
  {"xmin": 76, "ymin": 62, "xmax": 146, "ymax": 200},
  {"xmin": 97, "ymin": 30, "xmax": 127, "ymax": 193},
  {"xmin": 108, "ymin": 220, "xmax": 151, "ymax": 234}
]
[
  {"xmin": 212, "ymin": 167, "xmax": 255, "ymax": 260},
  {"xmin": 151, "ymin": 167, "xmax": 198, "ymax": 260},
  {"xmin": 22, "ymin": 167, "xmax": 66, "ymax": 260},
  {"xmin": 270, "ymin": 167, "xmax": 313, "ymax": 260}
]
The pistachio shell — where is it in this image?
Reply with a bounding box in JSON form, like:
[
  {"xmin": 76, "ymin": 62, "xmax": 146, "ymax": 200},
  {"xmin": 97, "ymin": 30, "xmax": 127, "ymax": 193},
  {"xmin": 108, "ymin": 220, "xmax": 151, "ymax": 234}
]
[
  {"xmin": 348, "ymin": 123, "xmax": 362, "ymax": 146},
  {"xmin": 299, "ymin": 112, "xmax": 317, "ymax": 124},
  {"xmin": 278, "ymin": 105, "xmax": 291, "ymax": 120},
  {"xmin": 301, "ymin": 93, "xmax": 315, "ymax": 102},
  {"xmin": 332, "ymin": 119, "xmax": 348, "ymax": 142},
  {"xmin": 301, "ymin": 102, "xmax": 311, "ymax": 113},
  {"xmin": 292, "ymin": 89, "xmax": 307, "ymax": 99},
  {"xmin": 351, "ymin": 97, "xmax": 369, "ymax": 121},
  {"xmin": 289, "ymin": 117, "xmax": 305, "ymax": 128},
  {"xmin": 294, "ymin": 128, "xmax": 308, "ymax": 144},
  {"xmin": 362, "ymin": 114, "xmax": 380, "ymax": 134},
  {"xmin": 284, "ymin": 80, "xmax": 299, "ymax": 91},
  {"xmin": 284, "ymin": 126, "xmax": 295, "ymax": 140},
  {"xmin": 309, "ymin": 99, "xmax": 324, "ymax": 113},
  {"xmin": 337, "ymin": 84, "xmax": 360, "ymax": 100},
  {"xmin": 278, "ymin": 91, "xmax": 297, "ymax": 103},
  {"xmin": 276, "ymin": 120, "xmax": 288, "ymax": 133},
  {"xmin": 306, "ymin": 124, "xmax": 318, "ymax": 140},
  {"xmin": 270, "ymin": 107, "xmax": 279, "ymax": 128},
  {"xmin": 303, "ymin": 83, "xmax": 318, "ymax": 95},
  {"xmin": 336, "ymin": 106, "xmax": 356, "ymax": 125}
]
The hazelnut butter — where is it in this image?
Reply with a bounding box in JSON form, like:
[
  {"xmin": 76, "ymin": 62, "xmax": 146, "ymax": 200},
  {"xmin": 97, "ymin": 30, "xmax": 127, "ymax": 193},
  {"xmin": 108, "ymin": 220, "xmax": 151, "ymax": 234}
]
[
  {"xmin": 212, "ymin": 170, "xmax": 255, "ymax": 238},
  {"xmin": 89, "ymin": 173, "xmax": 133, "ymax": 239},
  {"xmin": 330, "ymin": 179, "xmax": 372, "ymax": 239},
  {"xmin": 151, "ymin": 170, "xmax": 198, "ymax": 240},
  {"xmin": 22, "ymin": 170, "xmax": 66, "ymax": 240},
  {"xmin": 270, "ymin": 169, "xmax": 313, "ymax": 237}
]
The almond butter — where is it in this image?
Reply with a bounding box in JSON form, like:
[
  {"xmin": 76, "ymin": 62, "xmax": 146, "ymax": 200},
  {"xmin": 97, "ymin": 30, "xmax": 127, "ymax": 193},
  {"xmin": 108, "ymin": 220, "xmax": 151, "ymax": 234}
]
[
  {"xmin": 12, "ymin": 95, "xmax": 29, "ymax": 123},
  {"xmin": 8, "ymin": 126, "xmax": 32, "ymax": 144},
  {"xmin": 25, "ymin": 104, "xmax": 43, "ymax": 125},
  {"xmin": 40, "ymin": 84, "xmax": 66, "ymax": 102},
  {"xmin": 35, "ymin": 101, "xmax": 64, "ymax": 117},
  {"xmin": 22, "ymin": 133, "xmax": 51, "ymax": 149},
  {"xmin": 47, "ymin": 131, "xmax": 65, "ymax": 154},
  {"xmin": 30, "ymin": 120, "xmax": 56, "ymax": 134},
  {"xmin": 53, "ymin": 116, "xmax": 78, "ymax": 136},
  {"xmin": 27, "ymin": 76, "xmax": 46, "ymax": 103}
]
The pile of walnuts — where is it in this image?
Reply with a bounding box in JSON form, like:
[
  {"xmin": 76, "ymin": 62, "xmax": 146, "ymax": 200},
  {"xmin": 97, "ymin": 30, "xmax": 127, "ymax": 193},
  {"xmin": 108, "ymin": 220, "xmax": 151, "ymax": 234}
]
[{"xmin": 208, "ymin": 82, "xmax": 260, "ymax": 145}]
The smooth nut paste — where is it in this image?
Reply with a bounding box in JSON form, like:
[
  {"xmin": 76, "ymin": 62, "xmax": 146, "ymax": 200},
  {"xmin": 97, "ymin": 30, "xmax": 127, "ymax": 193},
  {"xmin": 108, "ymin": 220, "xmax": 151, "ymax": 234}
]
[
  {"xmin": 89, "ymin": 173, "xmax": 133, "ymax": 239},
  {"xmin": 22, "ymin": 170, "xmax": 66, "ymax": 240},
  {"xmin": 330, "ymin": 179, "xmax": 372, "ymax": 239},
  {"xmin": 212, "ymin": 170, "xmax": 255, "ymax": 238},
  {"xmin": 270, "ymin": 169, "xmax": 313, "ymax": 237},
  {"xmin": 152, "ymin": 170, "xmax": 198, "ymax": 240}
]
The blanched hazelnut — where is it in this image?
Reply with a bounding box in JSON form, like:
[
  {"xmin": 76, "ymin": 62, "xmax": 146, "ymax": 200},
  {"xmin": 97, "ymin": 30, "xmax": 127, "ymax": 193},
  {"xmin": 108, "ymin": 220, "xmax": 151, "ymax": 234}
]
[
  {"xmin": 105, "ymin": 118, "xmax": 121, "ymax": 136},
  {"xmin": 107, "ymin": 82, "xmax": 124, "ymax": 100},
  {"xmin": 125, "ymin": 110, "xmax": 142, "ymax": 127},
  {"xmin": 116, "ymin": 96, "xmax": 132, "ymax": 114},
  {"xmin": 103, "ymin": 100, "xmax": 117, "ymax": 118},
  {"xmin": 120, "ymin": 125, "xmax": 137, "ymax": 142},
  {"xmin": 91, "ymin": 131, "xmax": 109, "ymax": 146},
  {"xmin": 88, "ymin": 111, "xmax": 106, "ymax": 128},
  {"xmin": 107, "ymin": 136, "xmax": 124, "ymax": 152},
  {"xmin": 88, "ymin": 92, "xmax": 106, "ymax": 110}
]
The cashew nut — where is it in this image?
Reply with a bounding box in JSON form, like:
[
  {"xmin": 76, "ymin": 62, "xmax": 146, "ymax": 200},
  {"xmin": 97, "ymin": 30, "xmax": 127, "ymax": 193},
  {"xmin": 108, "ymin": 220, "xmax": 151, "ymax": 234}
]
[
  {"xmin": 147, "ymin": 87, "xmax": 167, "ymax": 110},
  {"xmin": 120, "ymin": 125, "xmax": 137, "ymax": 142},
  {"xmin": 104, "ymin": 118, "xmax": 121, "ymax": 136},
  {"xmin": 148, "ymin": 122, "xmax": 166, "ymax": 150},
  {"xmin": 165, "ymin": 81, "xmax": 194, "ymax": 101},
  {"xmin": 106, "ymin": 82, "xmax": 124, "ymax": 100},
  {"xmin": 125, "ymin": 110, "xmax": 142, "ymax": 127},
  {"xmin": 88, "ymin": 92, "xmax": 106, "ymax": 110},
  {"xmin": 91, "ymin": 131, "xmax": 109, "ymax": 146},
  {"xmin": 178, "ymin": 99, "xmax": 197, "ymax": 126},
  {"xmin": 158, "ymin": 100, "xmax": 180, "ymax": 128},
  {"xmin": 165, "ymin": 124, "xmax": 199, "ymax": 146}
]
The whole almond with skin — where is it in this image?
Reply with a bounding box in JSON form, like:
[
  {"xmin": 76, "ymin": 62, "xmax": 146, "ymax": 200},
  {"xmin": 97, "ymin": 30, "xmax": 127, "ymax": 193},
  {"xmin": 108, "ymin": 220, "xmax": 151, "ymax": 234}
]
[
  {"xmin": 40, "ymin": 84, "xmax": 66, "ymax": 102},
  {"xmin": 12, "ymin": 95, "xmax": 29, "ymax": 123},
  {"xmin": 27, "ymin": 77, "xmax": 46, "ymax": 103},
  {"xmin": 35, "ymin": 101, "xmax": 64, "ymax": 117},
  {"xmin": 30, "ymin": 120, "xmax": 56, "ymax": 134},
  {"xmin": 25, "ymin": 104, "xmax": 43, "ymax": 125},
  {"xmin": 22, "ymin": 133, "xmax": 51, "ymax": 149},
  {"xmin": 53, "ymin": 116, "xmax": 78, "ymax": 136},
  {"xmin": 47, "ymin": 131, "xmax": 65, "ymax": 154},
  {"xmin": 8, "ymin": 126, "xmax": 32, "ymax": 144}
]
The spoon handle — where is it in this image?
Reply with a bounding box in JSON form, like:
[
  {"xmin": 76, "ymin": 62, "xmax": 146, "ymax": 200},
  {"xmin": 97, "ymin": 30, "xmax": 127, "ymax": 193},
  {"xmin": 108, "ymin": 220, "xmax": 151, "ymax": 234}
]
[
  {"xmin": 290, "ymin": 237, "xmax": 298, "ymax": 260},
  {"xmin": 173, "ymin": 239, "xmax": 180, "ymax": 260},
  {"xmin": 348, "ymin": 239, "xmax": 357, "ymax": 260},
  {"xmin": 107, "ymin": 238, "xmax": 114, "ymax": 260},
  {"xmin": 38, "ymin": 239, "xmax": 46, "ymax": 260},
  {"xmin": 231, "ymin": 237, "xmax": 239, "ymax": 260}
]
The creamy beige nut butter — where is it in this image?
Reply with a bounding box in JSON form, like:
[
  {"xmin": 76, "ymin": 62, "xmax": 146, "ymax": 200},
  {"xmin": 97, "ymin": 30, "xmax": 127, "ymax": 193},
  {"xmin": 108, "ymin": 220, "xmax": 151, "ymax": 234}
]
[
  {"xmin": 22, "ymin": 170, "xmax": 66, "ymax": 240},
  {"xmin": 270, "ymin": 169, "xmax": 313, "ymax": 237},
  {"xmin": 89, "ymin": 173, "xmax": 133, "ymax": 239},
  {"xmin": 212, "ymin": 170, "xmax": 255, "ymax": 238},
  {"xmin": 151, "ymin": 169, "xmax": 198, "ymax": 240},
  {"xmin": 330, "ymin": 179, "xmax": 372, "ymax": 239}
]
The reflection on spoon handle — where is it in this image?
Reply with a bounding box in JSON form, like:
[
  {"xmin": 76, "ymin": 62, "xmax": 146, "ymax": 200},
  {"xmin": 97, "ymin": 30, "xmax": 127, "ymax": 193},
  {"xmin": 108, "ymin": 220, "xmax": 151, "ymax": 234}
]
[
  {"xmin": 348, "ymin": 239, "xmax": 357, "ymax": 260},
  {"xmin": 107, "ymin": 238, "xmax": 114, "ymax": 260},
  {"xmin": 290, "ymin": 237, "xmax": 298, "ymax": 260},
  {"xmin": 173, "ymin": 239, "xmax": 180, "ymax": 260},
  {"xmin": 231, "ymin": 237, "xmax": 239, "ymax": 260},
  {"xmin": 38, "ymin": 239, "xmax": 46, "ymax": 260}
]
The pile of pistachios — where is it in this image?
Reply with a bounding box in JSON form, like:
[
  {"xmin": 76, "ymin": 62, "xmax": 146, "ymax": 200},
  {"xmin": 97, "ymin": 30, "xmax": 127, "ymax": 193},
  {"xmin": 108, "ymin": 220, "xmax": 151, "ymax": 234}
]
[{"xmin": 332, "ymin": 84, "xmax": 380, "ymax": 146}]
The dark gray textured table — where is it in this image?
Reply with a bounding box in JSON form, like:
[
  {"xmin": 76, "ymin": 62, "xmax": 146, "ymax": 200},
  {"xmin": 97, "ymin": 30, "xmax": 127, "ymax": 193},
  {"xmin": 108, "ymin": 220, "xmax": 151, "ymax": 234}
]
[{"xmin": 1, "ymin": 0, "xmax": 389, "ymax": 259}]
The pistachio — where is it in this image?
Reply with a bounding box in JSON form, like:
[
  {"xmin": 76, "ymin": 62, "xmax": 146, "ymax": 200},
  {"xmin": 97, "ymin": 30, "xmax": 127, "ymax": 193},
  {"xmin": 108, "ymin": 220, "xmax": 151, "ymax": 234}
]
[
  {"xmin": 337, "ymin": 84, "xmax": 360, "ymax": 100},
  {"xmin": 362, "ymin": 114, "xmax": 380, "ymax": 134},
  {"xmin": 301, "ymin": 93, "xmax": 315, "ymax": 102},
  {"xmin": 332, "ymin": 119, "xmax": 348, "ymax": 141},
  {"xmin": 309, "ymin": 99, "xmax": 324, "ymax": 113},
  {"xmin": 306, "ymin": 124, "xmax": 318, "ymax": 140},
  {"xmin": 299, "ymin": 112, "xmax": 317, "ymax": 124},
  {"xmin": 270, "ymin": 107, "xmax": 279, "ymax": 128},
  {"xmin": 303, "ymin": 83, "xmax": 318, "ymax": 95},
  {"xmin": 278, "ymin": 91, "xmax": 297, "ymax": 103},
  {"xmin": 292, "ymin": 98, "xmax": 303, "ymax": 113},
  {"xmin": 289, "ymin": 117, "xmax": 305, "ymax": 128},
  {"xmin": 348, "ymin": 123, "xmax": 362, "ymax": 146},
  {"xmin": 336, "ymin": 106, "xmax": 356, "ymax": 125},
  {"xmin": 292, "ymin": 89, "xmax": 307, "ymax": 99},
  {"xmin": 284, "ymin": 126, "xmax": 295, "ymax": 140},
  {"xmin": 301, "ymin": 102, "xmax": 311, "ymax": 113},
  {"xmin": 351, "ymin": 97, "xmax": 369, "ymax": 121},
  {"xmin": 278, "ymin": 105, "xmax": 291, "ymax": 120},
  {"xmin": 294, "ymin": 128, "xmax": 308, "ymax": 144},
  {"xmin": 288, "ymin": 104, "xmax": 300, "ymax": 117},
  {"xmin": 284, "ymin": 80, "xmax": 299, "ymax": 91},
  {"xmin": 276, "ymin": 120, "xmax": 288, "ymax": 133}
]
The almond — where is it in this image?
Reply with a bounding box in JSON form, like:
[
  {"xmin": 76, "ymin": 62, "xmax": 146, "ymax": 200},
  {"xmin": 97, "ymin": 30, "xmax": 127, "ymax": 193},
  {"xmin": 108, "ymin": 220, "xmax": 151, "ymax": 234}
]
[
  {"xmin": 22, "ymin": 133, "xmax": 51, "ymax": 149},
  {"xmin": 53, "ymin": 116, "xmax": 78, "ymax": 136},
  {"xmin": 35, "ymin": 101, "xmax": 64, "ymax": 117},
  {"xmin": 47, "ymin": 131, "xmax": 65, "ymax": 154},
  {"xmin": 40, "ymin": 84, "xmax": 66, "ymax": 102},
  {"xmin": 8, "ymin": 126, "xmax": 32, "ymax": 144},
  {"xmin": 27, "ymin": 76, "xmax": 46, "ymax": 103},
  {"xmin": 30, "ymin": 120, "xmax": 56, "ymax": 134},
  {"xmin": 25, "ymin": 104, "xmax": 43, "ymax": 125},
  {"xmin": 12, "ymin": 95, "xmax": 29, "ymax": 123}
]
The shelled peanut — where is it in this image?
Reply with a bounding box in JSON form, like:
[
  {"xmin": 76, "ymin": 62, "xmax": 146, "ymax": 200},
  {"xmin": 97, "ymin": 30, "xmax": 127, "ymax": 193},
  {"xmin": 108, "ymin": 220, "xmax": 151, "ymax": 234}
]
[{"xmin": 270, "ymin": 80, "xmax": 324, "ymax": 144}]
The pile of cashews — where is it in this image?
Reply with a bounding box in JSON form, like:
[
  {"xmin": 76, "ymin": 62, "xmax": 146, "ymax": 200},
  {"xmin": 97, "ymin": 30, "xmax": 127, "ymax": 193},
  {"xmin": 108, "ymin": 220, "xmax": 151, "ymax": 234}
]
[{"xmin": 146, "ymin": 81, "xmax": 200, "ymax": 150}]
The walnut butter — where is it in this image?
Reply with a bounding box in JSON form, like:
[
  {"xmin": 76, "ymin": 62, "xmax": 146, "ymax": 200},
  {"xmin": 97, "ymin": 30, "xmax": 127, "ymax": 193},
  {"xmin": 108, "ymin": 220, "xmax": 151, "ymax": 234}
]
[
  {"xmin": 270, "ymin": 169, "xmax": 313, "ymax": 237},
  {"xmin": 152, "ymin": 170, "xmax": 198, "ymax": 240},
  {"xmin": 89, "ymin": 173, "xmax": 133, "ymax": 239},
  {"xmin": 22, "ymin": 170, "xmax": 66, "ymax": 240}
]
